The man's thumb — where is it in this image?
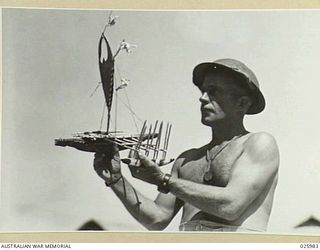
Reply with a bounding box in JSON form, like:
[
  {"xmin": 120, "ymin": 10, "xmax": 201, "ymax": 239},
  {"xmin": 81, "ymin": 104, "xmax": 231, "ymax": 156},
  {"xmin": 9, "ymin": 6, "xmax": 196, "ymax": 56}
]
[{"xmin": 121, "ymin": 158, "xmax": 132, "ymax": 165}]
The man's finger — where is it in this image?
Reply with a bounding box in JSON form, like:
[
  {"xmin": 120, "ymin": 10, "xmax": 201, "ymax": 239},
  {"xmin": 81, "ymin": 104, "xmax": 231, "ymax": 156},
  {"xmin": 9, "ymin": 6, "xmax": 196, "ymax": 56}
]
[
  {"xmin": 121, "ymin": 158, "xmax": 131, "ymax": 165},
  {"xmin": 121, "ymin": 158, "xmax": 141, "ymax": 167},
  {"xmin": 137, "ymin": 152, "xmax": 157, "ymax": 167}
]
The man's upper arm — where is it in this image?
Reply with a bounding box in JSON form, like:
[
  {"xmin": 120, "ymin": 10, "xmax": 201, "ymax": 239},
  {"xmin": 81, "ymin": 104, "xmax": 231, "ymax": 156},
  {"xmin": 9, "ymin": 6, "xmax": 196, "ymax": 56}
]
[{"xmin": 226, "ymin": 132, "xmax": 280, "ymax": 214}]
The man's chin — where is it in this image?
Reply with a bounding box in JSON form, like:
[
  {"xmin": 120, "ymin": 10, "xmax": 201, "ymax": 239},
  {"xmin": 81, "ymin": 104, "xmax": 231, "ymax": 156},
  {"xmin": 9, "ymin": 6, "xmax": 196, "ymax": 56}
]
[
  {"xmin": 201, "ymin": 118, "xmax": 214, "ymax": 126},
  {"xmin": 201, "ymin": 115, "xmax": 225, "ymax": 126}
]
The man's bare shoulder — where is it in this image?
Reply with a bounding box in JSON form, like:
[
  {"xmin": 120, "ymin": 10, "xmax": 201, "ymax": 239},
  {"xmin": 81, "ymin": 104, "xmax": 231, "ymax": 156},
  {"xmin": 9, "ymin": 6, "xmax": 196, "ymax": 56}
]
[
  {"xmin": 245, "ymin": 131, "xmax": 277, "ymax": 145},
  {"xmin": 244, "ymin": 131, "xmax": 278, "ymax": 152},
  {"xmin": 242, "ymin": 132, "xmax": 280, "ymax": 169}
]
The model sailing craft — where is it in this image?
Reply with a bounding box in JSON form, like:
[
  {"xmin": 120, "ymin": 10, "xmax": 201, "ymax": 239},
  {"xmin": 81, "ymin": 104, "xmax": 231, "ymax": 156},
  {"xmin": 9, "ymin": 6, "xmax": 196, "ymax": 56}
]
[{"xmin": 55, "ymin": 12, "xmax": 174, "ymax": 166}]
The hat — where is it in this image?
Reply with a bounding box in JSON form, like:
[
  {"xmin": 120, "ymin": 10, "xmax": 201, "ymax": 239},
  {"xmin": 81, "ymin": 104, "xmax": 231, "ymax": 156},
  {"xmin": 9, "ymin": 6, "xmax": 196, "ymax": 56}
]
[{"xmin": 193, "ymin": 58, "xmax": 265, "ymax": 114}]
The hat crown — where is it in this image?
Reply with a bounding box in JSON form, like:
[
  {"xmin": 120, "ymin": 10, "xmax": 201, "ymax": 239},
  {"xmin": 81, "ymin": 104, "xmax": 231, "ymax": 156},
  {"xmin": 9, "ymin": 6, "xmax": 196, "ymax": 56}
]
[{"xmin": 213, "ymin": 58, "xmax": 259, "ymax": 89}]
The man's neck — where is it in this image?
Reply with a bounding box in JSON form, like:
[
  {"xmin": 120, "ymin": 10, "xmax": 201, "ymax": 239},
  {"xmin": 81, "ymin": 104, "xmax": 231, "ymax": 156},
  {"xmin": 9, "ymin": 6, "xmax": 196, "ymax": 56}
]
[{"xmin": 209, "ymin": 120, "xmax": 248, "ymax": 145}]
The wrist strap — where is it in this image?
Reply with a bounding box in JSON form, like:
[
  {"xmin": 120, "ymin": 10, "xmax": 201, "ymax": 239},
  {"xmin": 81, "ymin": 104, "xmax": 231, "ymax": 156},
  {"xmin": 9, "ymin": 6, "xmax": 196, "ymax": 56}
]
[{"xmin": 157, "ymin": 173, "xmax": 172, "ymax": 194}]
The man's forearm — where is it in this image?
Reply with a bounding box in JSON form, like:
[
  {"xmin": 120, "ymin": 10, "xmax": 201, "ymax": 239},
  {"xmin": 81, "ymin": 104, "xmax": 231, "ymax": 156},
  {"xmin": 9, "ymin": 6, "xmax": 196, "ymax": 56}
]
[
  {"xmin": 110, "ymin": 177, "xmax": 170, "ymax": 230},
  {"xmin": 168, "ymin": 177, "xmax": 238, "ymax": 221}
]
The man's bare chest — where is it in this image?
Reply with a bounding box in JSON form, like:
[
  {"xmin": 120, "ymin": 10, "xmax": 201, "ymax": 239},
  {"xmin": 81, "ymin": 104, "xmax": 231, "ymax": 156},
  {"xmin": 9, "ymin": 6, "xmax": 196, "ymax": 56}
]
[{"xmin": 179, "ymin": 141, "xmax": 244, "ymax": 187}]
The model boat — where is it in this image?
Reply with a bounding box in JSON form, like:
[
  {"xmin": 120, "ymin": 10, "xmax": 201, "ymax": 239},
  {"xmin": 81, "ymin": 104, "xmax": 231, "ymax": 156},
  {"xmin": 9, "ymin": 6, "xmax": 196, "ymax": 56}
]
[{"xmin": 55, "ymin": 12, "xmax": 174, "ymax": 166}]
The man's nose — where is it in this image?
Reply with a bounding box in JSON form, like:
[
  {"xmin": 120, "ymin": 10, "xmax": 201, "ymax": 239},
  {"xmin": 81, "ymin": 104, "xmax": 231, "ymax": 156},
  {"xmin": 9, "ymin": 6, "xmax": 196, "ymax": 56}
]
[{"xmin": 199, "ymin": 92, "xmax": 210, "ymax": 103}]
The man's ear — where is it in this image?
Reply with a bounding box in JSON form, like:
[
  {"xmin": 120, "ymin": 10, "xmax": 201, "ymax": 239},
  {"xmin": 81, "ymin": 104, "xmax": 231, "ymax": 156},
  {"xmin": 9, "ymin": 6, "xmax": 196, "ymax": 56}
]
[{"xmin": 237, "ymin": 96, "xmax": 252, "ymax": 112}]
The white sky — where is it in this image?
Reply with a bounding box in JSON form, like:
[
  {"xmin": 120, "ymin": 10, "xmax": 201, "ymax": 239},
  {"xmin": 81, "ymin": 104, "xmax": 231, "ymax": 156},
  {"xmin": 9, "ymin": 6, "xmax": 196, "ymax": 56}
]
[{"xmin": 1, "ymin": 8, "xmax": 320, "ymax": 233}]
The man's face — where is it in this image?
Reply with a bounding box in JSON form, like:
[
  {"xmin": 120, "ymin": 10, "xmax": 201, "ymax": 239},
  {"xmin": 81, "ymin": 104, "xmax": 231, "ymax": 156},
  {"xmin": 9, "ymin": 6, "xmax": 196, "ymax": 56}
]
[{"xmin": 199, "ymin": 72, "xmax": 245, "ymax": 126}]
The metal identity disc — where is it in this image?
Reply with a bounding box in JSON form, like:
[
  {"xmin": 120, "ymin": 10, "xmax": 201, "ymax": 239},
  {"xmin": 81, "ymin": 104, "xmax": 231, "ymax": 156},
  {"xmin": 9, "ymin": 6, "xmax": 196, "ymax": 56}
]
[{"xmin": 203, "ymin": 171, "xmax": 213, "ymax": 182}]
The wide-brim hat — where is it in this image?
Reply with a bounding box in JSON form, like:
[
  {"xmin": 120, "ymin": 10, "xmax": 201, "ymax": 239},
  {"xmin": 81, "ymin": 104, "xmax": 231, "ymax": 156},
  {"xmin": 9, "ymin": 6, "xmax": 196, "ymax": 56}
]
[{"xmin": 193, "ymin": 58, "xmax": 266, "ymax": 114}]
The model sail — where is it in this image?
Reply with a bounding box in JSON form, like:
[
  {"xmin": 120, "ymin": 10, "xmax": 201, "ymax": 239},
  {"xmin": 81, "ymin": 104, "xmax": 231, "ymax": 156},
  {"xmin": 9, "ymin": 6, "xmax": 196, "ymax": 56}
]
[{"xmin": 98, "ymin": 33, "xmax": 114, "ymax": 133}]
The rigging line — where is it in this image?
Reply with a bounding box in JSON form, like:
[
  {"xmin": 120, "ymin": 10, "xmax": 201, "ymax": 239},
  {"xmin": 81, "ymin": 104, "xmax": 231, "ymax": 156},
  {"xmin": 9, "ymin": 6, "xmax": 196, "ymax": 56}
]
[
  {"xmin": 115, "ymin": 60, "xmax": 141, "ymax": 134},
  {"xmin": 100, "ymin": 102, "xmax": 106, "ymax": 131},
  {"xmin": 117, "ymin": 94, "xmax": 143, "ymax": 123},
  {"xmin": 124, "ymin": 88, "xmax": 139, "ymax": 134},
  {"xmin": 115, "ymin": 64, "xmax": 140, "ymax": 133},
  {"xmin": 113, "ymin": 46, "xmax": 122, "ymax": 60},
  {"xmin": 115, "ymin": 65, "xmax": 141, "ymax": 121},
  {"xmin": 114, "ymin": 64, "xmax": 125, "ymax": 132},
  {"xmin": 114, "ymin": 73, "xmax": 118, "ymax": 133},
  {"xmin": 115, "ymin": 64, "xmax": 122, "ymax": 80},
  {"xmin": 90, "ymin": 82, "xmax": 102, "ymax": 97}
]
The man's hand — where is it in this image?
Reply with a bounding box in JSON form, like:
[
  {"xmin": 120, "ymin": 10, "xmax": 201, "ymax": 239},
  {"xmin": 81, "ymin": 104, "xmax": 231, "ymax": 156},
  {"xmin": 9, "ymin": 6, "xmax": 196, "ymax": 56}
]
[
  {"xmin": 93, "ymin": 145, "xmax": 122, "ymax": 186},
  {"xmin": 122, "ymin": 153, "xmax": 165, "ymax": 186}
]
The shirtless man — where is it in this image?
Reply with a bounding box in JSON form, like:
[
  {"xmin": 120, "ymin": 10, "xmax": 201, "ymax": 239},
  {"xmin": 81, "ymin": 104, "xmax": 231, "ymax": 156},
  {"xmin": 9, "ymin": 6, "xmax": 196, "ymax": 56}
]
[{"xmin": 94, "ymin": 58, "xmax": 280, "ymax": 232}]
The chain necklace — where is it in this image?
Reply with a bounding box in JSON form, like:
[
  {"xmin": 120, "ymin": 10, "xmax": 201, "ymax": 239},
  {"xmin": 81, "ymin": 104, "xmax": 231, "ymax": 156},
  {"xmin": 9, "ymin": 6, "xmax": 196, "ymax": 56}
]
[{"xmin": 203, "ymin": 134, "xmax": 242, "ymax": 183}]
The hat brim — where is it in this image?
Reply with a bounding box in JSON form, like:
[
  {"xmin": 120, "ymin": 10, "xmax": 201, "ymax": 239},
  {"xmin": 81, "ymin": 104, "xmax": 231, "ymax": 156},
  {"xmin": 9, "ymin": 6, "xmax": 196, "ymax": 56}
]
[{"xmin": 193, "ymin": 62, "xmax": 266, "ymax": 115}]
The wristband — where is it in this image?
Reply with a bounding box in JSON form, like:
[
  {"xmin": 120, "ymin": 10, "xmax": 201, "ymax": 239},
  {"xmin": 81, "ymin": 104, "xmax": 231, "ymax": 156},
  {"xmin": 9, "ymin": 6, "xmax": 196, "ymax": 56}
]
[{"xmin": 157, "ymin": 173, "xmax": 172, "ymax": 194}]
